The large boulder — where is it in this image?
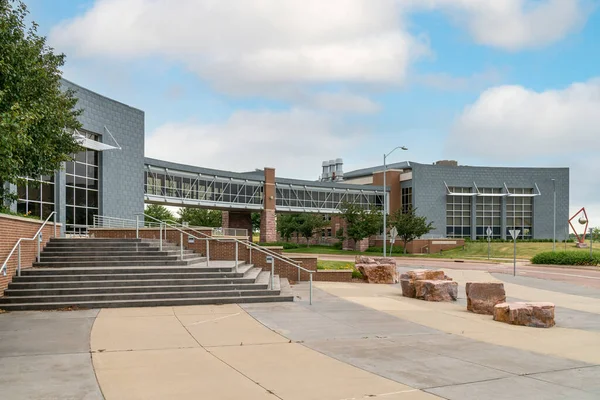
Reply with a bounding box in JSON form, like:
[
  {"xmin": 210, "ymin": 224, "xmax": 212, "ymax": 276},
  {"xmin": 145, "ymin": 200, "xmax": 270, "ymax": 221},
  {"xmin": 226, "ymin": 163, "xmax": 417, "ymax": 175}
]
[
  {"xmin": 355, "ymin": 256, "xmax": 398, "ymax": 284},
  {"xmin": 414, "ymin": 280, "xmax": 458, "ymax": 302},
  {"xmin": 401, "ymin": 269, "xmax": 447, "ymax": 281},
  {"xmin": 493, "ymin": 302, "xmax": 555, "ymax": 328},
  {"xmin": 466, "ymin": 282, "xmax": 506, "ymax": 315}
]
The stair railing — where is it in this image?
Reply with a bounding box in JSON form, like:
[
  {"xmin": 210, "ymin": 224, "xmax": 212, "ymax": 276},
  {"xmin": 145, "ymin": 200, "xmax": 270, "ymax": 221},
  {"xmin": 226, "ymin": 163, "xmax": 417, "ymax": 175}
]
[
  {"xmin": 134, "ymin": 213, "xmax": 314, "ymax": 305},
  {"xmin": 1, "ymin": 212, "xmax": 58, "ymax": 277}
]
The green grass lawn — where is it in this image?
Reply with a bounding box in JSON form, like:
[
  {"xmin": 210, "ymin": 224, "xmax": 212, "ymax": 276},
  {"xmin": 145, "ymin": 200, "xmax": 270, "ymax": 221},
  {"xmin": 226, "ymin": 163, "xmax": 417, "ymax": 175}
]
[
  {"xmin": 317, "ymin": 260, "xmax": 355, "ymax": 270},
  {"xmin": 284, "ymin": 240, "xmax": 600, "ymax": 261}
]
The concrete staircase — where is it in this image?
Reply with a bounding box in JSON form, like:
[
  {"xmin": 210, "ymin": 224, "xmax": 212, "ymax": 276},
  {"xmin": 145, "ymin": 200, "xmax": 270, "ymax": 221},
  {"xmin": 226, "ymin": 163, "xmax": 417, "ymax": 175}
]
[{"xmin": 0, "ymin": 238, "xmax": 293, "ymax": 311}]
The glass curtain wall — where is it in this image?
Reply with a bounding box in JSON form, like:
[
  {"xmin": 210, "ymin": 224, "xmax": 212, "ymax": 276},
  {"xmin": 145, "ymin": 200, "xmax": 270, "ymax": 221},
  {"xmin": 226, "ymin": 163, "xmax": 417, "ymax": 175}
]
[
  {"xmin": 65, "ymin": 131, "xmax": 100, "ymax": 233},
  {"xmin": 16, "ymin": 176, "xmax": 55, "ymax": 220},
  {"xmin": 506, "ymin": 188, "xmax": 533, "ymax": 239},
  {"xmin": 475, "ymin": 188, "xmax": 502, "ymax": 239},
  {"xmin": 446, "ymin": 187, "xmax": 472, "ymax": 238}
]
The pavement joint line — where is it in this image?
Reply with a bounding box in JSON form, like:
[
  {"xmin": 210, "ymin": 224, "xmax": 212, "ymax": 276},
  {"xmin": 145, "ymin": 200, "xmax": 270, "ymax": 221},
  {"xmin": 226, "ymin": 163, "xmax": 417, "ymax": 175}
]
[
  {"xmin": 172, "ymin": 308, "xmax": 284, "ymax": 400},
  {"xmin": 338, "ymin": 388, "xmax": 420, "ymax": 400},
  {"xmin": 521, "ymin": 363, "xmax": 600, "ymax": 377},
  {"xmin": 89, "ymin": 345, "xmax": 200, "ymax": 354},
  {"xmin": 0, "ymin": 350, "xmax": 93, "ymax": 359},
  {"xmin": 203, "ymin": 341, "xmax": 295, "ymax": 349},
  {"xmin": 187, "ymin": 312, "xmax": 241, "ymax": 325},
  {"xmin": 89, "ymin": 308, "xmax": 106, "ymax": 400},
  {"xmin": 519, "ymin": 269, "xmax": 600, "ymax": 281}
]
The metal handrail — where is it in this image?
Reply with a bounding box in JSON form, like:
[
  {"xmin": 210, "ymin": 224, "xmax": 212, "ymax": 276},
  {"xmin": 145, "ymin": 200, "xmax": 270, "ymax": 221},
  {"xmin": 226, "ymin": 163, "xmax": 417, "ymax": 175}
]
[
  {"xmin": 136, "ymin": 213, "xmax": 313, "ymax": 304},
  {"xmin": 1, "ymin": 212, "xmax": 58, "ymax": 277}
]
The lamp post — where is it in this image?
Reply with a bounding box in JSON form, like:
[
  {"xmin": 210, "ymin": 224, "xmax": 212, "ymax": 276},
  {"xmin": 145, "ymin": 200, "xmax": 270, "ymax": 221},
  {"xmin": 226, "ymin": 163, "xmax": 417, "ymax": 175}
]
[
  {"xmin": 552, "ymin": 179, "xmax": 556, "ymax": 252},
  {"xmin": 383, "ymin": 146, "xmax": 408, "ymax": 257}
]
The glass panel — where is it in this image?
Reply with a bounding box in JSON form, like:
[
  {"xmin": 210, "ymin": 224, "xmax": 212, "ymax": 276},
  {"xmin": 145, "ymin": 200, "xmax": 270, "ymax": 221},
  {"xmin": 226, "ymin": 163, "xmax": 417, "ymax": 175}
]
[
  {"xmin": 17, "ymin": 201, "xmax": 26, "ymax": 215},
  {"xmin": 75, "ymin": 207, "xmax": 86, "ymax": 225},
  {"xmin": 42, "ymin": 183, "xmax": 54, "ymax": 203},
  {"xmin": 66, "ymin": 187, "xmax": 74, "ymax": 205},
  {"xmin": 87, "ymin": 166, "xmax": 98, "ymax": 179},
  {"xmin": 17, "ymin": 184, "xmax": 26, "ymax": 199},
  {"xmin": 75, "ymin": 188, "xmax": 86, "ymax": 207},
  {"xmin": 28, "ymin": 183, "xmax": 41, "ymax": 201},
  {"xmin": 88, "ymin": 190, "xmax": 98, "ymax": 207},
  {"xmin": 28, "ymin": 202, "xmax": 40, "ymax": 219},
  {"xmin": 75, "ymin": 151, "xmax": 86, "ymax": 163},
  {"xmin": 66, "ymin": 174, "xmax": 75, "ymax": 186},
  {"xmin": 75, "ymin": 163, "xmax": 86, "ymax": 177},
  {"xmin": 87, "ymin": 150, "xmax": 98, "ymax": 166},
  {"xmin": 87, "ymin": 179, "xmax": 98, "ymax": 191},
  {"xmin": 66, "ymin": 206, "xmax": 74, "ymax": 225},
  {"xmin": 74, "ymin": 176, "xmax": 86, "ymax": 188},
  {"xmin": 66, "ymin": 161, "xmax": 74, "ymax": 175},
  {"xmin": 87, "ymin": 208, "xmax": 98, "ymax": 226},
  {"xmin": 42, "ymin": 204, "xmax": 54, "ymax": 220}
]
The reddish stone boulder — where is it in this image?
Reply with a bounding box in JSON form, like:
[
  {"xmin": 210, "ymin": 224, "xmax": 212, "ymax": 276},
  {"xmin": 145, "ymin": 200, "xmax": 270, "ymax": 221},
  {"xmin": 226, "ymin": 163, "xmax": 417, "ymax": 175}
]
[
  {"xmin": 400, "ymin": 279, "xmax": 416, "ymax": 298},
  {"xmin": 403, "ymin": 269, "xmax": 447, "ymax": 281},
  {"xmin": 414, "ymin": 280, "xmax": 458, "ymax": 302},
  {"xmin": 466, "ymin": 282, "xmax": 506, "ymax": 315},
  {"xmin": 357, "ymin": 264, "xmax": 399, "ymax": 284},
  {"xmin": 493, "ymin": 302, "xmax": 555, "ymax": 328}
]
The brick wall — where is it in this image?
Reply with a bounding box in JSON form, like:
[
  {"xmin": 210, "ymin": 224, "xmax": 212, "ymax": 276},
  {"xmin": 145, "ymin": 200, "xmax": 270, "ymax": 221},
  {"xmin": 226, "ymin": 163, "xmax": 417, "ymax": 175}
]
[
  {"xmin": 0, "ymin": 214, "xmax": 61, "ymax": 296},
  {"xmin": 314, "ymin": 270, "xmax": 353, "ymax": 282},
  {"xmin": 369, "ymin": 238, "xmax": 464, "ymax": 254}
]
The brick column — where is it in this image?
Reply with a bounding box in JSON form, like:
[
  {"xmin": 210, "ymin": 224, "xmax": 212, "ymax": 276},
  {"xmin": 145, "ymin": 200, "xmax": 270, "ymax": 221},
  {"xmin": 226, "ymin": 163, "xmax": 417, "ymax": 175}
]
[
  {"xmin": 260, "ymin": 167, "xmax": 277, "ymax": 243},
  {"xmin": 221, "ymin": 211, "xmax": 230, "ymax": 228}
]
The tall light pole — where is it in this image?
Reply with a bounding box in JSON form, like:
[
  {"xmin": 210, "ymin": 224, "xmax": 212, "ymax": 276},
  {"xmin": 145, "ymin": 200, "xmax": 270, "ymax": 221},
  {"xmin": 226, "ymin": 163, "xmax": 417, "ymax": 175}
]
[
  {"xmin": 552, "ymin": 179, "xmax": 556, "ymax": 252},
  {"xmin": 383, "ymin": 146, "xmax": 408, "ymax": 257}
]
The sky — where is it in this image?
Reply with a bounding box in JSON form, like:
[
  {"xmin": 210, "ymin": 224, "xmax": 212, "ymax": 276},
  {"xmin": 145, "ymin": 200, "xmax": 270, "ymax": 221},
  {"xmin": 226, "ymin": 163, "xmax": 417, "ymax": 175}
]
[{"xmin": 25, "ymin": 0, "xmax": 600, "ymax": 227}]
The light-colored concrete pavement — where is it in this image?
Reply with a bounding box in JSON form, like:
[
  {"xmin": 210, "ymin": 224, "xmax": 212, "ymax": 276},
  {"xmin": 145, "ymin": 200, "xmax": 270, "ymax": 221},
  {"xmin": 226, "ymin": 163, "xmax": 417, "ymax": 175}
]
[
  {"xmin": 0, "ymin": 309, "xmax": 103, "ymax": 400},
  {"xmin": 91, "ymin": 304, "xmax": 436, "ymax": 400},
  {"xmin": 2, "ymin": 263, "xmax": 600, "ymax": 399}
]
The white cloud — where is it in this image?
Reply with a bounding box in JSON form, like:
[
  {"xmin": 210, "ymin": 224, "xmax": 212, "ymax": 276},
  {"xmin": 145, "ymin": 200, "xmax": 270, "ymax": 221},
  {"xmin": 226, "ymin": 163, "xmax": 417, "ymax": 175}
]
[
  {"xmin": 145, "ymin": 109, "xmax": 363, "ymax": 179},
  {"xmin": 407, "ymin": 0, "xmax": 588, "ymax": 50},
  {"xmin": 414, "ymin": 68, "xmax": 505, "ymax": 91},
  {"xmin": 50, "ymin": 0, "xmax": 426, "ymax": 88},
  {"xmin": 447, "ymin": 79, "xmax": 600, "ymax": 228}
]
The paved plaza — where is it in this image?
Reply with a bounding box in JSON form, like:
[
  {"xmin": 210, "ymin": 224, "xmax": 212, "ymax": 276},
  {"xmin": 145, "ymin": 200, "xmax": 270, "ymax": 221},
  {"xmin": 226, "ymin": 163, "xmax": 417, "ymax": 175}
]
[{"xmin": 1, "ymin": 266, "xmax": 599, "ymax": 399}]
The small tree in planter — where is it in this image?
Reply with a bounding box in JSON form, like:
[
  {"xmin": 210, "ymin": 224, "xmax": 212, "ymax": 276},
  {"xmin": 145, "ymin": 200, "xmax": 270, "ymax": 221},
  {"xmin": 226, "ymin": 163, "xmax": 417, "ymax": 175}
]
[
  {"xmin": 389, "ymin": 208, "xmax": 434, "ymax": 254},
  {"xmin": 340, "ymin": 202, "xmax": 382, "ymax": 251}
]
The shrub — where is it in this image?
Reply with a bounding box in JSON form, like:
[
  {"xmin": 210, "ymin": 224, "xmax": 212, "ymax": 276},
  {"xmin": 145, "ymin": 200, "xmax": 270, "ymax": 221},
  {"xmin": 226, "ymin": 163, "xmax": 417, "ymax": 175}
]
[
  {"xmin": 531, "ymin": 251, "xmax": 600, "ymax": 266},
  {"xmin": 259, "ymin": 242, "xmax": 303, "ymax": 249},
  {"xmin": 332, "ymin": 242, "xmax": 343, "ymax": 250},
  {"xmin": 352, "ymin": 268, "xmax": 364, "ymax": 279}
]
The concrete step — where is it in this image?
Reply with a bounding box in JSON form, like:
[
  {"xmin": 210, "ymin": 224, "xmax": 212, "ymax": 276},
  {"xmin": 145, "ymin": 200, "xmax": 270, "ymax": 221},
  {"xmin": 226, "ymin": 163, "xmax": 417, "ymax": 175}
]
[
  {"xmin": 22, "ymin": 265, "xmax": 244, "ymax": 275},
  {"xmin": 4, "ymin": 282, "xmax": 270, "ymax": 296},
  {"xmin": 0, "ymin": 293, "xmax": 294, "ymax": 311},
  {"xmin": 13, "ymin": 271, "xmax": 246, "ymax": 282},
  {"xmin": 38, "ymin": 255, "xmax": 182, "ymax": 262},
  {"xmin": 32, "ymin": 257, "xmax": 207, "ymax": 268},
  {"xmin": 44, "ymin": 242, "xmax": 153, "ymax": 249},
  {"xmin": 41, "ymin": 249, "xmax": 164, "ymax": 256},
  {"xmin": 49, "ymin": 238, "xmax": 143, "ymax": 243},
  {"xmin": 0, "ymin": 287, "xmax": 281, "ymax": 304}
]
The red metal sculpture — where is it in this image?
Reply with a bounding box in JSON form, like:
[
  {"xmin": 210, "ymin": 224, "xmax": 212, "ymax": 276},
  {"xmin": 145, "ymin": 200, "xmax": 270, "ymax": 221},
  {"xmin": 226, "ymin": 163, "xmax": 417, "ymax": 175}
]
[{"xmin": 568, "ymin": 207, "xmax": 589, "ymax": 247}]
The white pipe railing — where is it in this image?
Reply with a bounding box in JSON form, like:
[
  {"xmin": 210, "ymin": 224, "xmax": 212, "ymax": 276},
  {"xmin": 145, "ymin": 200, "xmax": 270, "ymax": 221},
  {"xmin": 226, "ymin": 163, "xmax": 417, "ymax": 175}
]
[
  {"xmin": 1, "ymin": 212, "xmax": 58, "ymax": 277},
  {"xmin": 136, "ymin": 213, "xmax": 313, "ymax": 304}
]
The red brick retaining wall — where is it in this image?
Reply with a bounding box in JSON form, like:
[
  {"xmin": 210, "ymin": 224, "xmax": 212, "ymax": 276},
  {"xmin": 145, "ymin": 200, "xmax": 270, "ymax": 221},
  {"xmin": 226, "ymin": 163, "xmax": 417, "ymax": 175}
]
[{"xmin": 0, "ymin": 214, "xmax": 61, "ymax": 296}]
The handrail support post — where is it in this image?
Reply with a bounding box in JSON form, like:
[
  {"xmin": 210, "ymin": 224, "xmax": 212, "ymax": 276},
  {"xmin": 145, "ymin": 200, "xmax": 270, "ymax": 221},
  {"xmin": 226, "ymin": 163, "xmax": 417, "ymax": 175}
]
[
  {"xmin": 180, "ymin": 232, "xmax": 184, "ymax": 261},
  {"xmin": 17, "ymin": 242, "xmax": 21, "ymax": 277},
  {"xmin": 53, "ymin": 212, "xmax": 57, "ymax": 238},
  {"xmin": 159, "ymin": 222, "xmax": 163, "ymax": 251},
  {"xmin": 136, "ymin": 215, "xmax": 139, "ymax": 239},
  {"xmin": 270, "ymin": 257, "xmax": 275, "ymax": 290},
  {"xmin": 206, "ymin": 239, "xmax": 210, "ymax": 266},
  {"xmin": 309, "ymin": 273, "xmax": 313, "ymax": 305},
  {"xmin": 235, "ymin": 241, "xmax": 238, "ymax": 272}
]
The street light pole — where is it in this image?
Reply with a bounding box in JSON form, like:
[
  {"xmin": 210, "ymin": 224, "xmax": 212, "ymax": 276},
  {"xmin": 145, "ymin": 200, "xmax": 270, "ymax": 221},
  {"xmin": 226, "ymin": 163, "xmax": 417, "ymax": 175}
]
[
  {"xmin": 383, "ymin": 146, "xmax": 408, "ymax": 257},
  {"xmin": 552, "ymin": 179, "xmax": 556, "ymax": 252}
]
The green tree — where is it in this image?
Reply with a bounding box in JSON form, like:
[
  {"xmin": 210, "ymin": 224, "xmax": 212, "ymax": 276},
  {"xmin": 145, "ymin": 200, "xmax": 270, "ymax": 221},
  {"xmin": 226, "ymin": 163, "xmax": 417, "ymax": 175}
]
[
  {"xmin": 177, "ymin": 207, "xmax": 221, "ymax": 227},
  {"xmin": 251, "ymin": 212, "xmax": 261, "ymax": 232},
  {"xmin": 296, "ymin": 213, "xmax": 328, "ymax": 247},
  {"xmin": 276, "ymin": 213, "xmax": 298, "ymax": 242},
  {"xmin": 591, "ymin": 227, "xmax": 600, "ymax": 242},
  {"xmin": 339, "ymin": 202, "xmax": 382, "ymax": 251},
  {"xmin": 144, "ymin": 204, "xmax": 174, "ymax": 225},
  {"xmin": 0, "ymin": 0, "xmax": 82, "ymax": 207},
  {"xmin": 389, "ymin": 208, "xmax": 434, "ymax": 254}
]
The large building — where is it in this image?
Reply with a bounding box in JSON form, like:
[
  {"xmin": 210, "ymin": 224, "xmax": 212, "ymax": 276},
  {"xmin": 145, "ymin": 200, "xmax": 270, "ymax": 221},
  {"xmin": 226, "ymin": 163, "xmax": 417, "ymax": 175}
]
[{"xmin": 6, "ymin": 81, "xmax": 570, "ymax": 240}]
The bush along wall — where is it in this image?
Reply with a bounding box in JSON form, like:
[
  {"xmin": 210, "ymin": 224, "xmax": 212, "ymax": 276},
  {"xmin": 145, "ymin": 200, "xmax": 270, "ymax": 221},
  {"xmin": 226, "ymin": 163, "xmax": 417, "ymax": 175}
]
[{"xmin": 531, "ymin": 251, "xmax": 600, "ymax": 266}]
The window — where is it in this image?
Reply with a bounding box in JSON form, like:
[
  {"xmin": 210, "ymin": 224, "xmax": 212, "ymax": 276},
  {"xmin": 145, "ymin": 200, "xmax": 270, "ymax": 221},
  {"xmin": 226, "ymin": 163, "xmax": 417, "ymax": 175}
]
[
  {"xmin": 446, "ymin": 187, "xmax": 472, "ymax": 238},
  {"xmin": 65, "ymin": 130, "xmax": 100, "ymax": 233},
  {"xmin": 475, "ymin": 188, "xmax": 502, "ymax": 239},
  {"xmin": 16, "ymin": 175, "xmax": 55, "ymax": 220},
  {"xmin": 506, "ymin": 188, "xmax": 533, "ymax": 239},
  {"xmin": 401, "ymin": 187, "xmax": 412, "ymax": 214}
]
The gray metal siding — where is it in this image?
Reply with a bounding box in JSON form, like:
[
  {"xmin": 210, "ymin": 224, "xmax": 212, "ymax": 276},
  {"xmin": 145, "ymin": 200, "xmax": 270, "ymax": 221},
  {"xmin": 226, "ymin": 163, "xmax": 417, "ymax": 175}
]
[
  {"xmin": 410, "ymin": 163, "xmax": 569, "ymax": 240},
  {"xmin": 62, "ymin": 80, "xmax": 145, "ymax": 221}
]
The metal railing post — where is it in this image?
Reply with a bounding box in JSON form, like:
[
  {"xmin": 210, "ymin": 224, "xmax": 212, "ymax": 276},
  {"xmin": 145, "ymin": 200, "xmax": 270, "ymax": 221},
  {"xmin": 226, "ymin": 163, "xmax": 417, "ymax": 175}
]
[
  {"xmin": 298, "ymin": 268, "xmax": 300, "ymax": 282},
  {"xmin": 309, "ymin": 273, "xmax": 313, "ymax": 305},
  {"xmin": 17, "ymin": 242, "xmax": 21, "ymax": 276},
  {"xmin": 249, "ymin": 246, "xmax": 252, "ymax": 264},
  {"xmin": 136, "ymin": 215, "xmax": 139, "ymax": 239},
  {"xmin": 180, "ymin": 232, "xmax": 184, "ymax": 261},
  {"xmin": 37, "ymin": 233, "xmax": 42, "ymax": 262},
  {"xmin": 206, "ymin": 239, "xmax": 210, "ymax": 266},
  {"xmin": 159, "ymin": 222, "xmax": 163, "ymax": 251},
  {"xmin": 270, "ymin": 258, "xmax": 274, "ymax": 290},
  {"xmin": 235, "ymin": 241, "xmax": 239, "ymax": 272},
  {"xmin": 53, "ymin": 212, "xmax": 57, "ymax": 238}
]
